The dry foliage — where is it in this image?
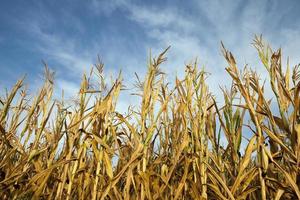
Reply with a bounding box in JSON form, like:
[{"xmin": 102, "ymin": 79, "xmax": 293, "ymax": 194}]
[{"xmin": 0, "ymin": 36, "xmax": 299, "ymax": 199}]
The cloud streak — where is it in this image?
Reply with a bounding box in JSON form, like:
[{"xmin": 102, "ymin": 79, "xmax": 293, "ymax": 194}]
[{"xmin": 1, "ymin": 0, "xmax": 300, "ymax": 111}]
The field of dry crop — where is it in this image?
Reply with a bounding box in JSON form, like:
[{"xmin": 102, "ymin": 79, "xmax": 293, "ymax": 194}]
[{"xmin": 0, "ymin": 36, "xmax": 299, "ymax": 199}]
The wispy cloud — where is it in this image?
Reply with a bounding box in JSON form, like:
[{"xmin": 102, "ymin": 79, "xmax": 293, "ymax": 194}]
[
  {"xmin": 1, "ymin": 0, "xmax": 300, "ymax": 111},
  {"xmin": 109, "ymin": 0, "xmax": 300, "ymax": 101}
]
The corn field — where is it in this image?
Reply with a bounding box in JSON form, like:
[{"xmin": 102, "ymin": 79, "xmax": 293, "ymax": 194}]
[{"xmin": 0, "ymin": 36, "xmax": 299, "ymax": 199}]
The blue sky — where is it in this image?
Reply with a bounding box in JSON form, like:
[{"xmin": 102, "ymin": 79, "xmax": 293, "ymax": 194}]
[{"xmin": 1, "ymin": 0, "xmax": 300, "ymax": 111}]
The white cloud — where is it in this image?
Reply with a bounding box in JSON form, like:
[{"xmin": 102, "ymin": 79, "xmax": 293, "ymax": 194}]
[
  {"xmin": 90, "ymin": 0, "xmax": 128, "ymax": 15},
  {"xmin": 22, "ymin": 20, "xmax": 93, "ymax": 73},
  {"xmin": 56, "ymin": 79, "xmax": 79, "ymax": 98},
  {"xmin": 119, "ymin": 0, "xmax": 300, "ymax": 103},
  {"xmin": 127, "ymin": 5, "xmax": 194, "ymax": 31},
  {"xmin": 13, "ymin": 0, "xmax": 300, "ymax": 112}
]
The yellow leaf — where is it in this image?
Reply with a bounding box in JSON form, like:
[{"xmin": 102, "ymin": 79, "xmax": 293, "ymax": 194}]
[{"xmin": 104, "ymin": 151, "xmax": 113, "ymax": 179}]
